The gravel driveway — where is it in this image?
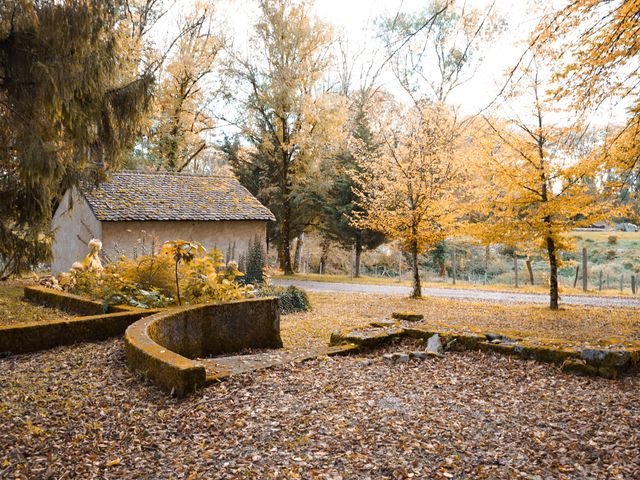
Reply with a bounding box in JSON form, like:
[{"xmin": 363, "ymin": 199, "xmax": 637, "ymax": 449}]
[{"xmin": 273, "ymin": 279, "xmax": 640, "ymax": 309}]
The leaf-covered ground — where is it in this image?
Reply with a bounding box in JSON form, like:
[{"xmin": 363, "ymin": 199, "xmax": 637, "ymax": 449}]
[
  {"xmin": 281, "ymin": 292, "xmax": 640, "ymax": 349},
  {"xmin": 1, "ymin": 290, "xmax": 639, "ymax": 478},
  {"xmin": 1, "ymin": 338, "xmax": 639, "ymax": 479},
  {"xmin": 0, "ymin": 280, "xmax": 71, "ymax": 326}
]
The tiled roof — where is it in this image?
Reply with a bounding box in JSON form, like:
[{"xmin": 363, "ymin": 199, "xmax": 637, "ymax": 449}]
[{"xmin": 80, "ymin": 172, "xmax": 275, "ymax": 222}]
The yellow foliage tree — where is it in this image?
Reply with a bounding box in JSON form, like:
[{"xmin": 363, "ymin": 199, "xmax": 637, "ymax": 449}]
[
  {"xmin": 224, "ymin": 0, "xmax": 347, "ymax": 274},
  {"xmin": 473, "ymin": 59, "xmax": 616, "ymax": 309},
  {"xmin": 537, "ymin": 0, "xmax": 640, "ymax": 203},
  {"xmin": 151, "ymin": 1, "xmax": 222, "ymax": 171},
  {"xmin": 352, "ymin": 101, "xmax": 466, "ymax": 298}
]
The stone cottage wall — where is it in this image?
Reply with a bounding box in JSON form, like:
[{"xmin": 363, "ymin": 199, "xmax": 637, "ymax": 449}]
[
  {"xmin": 100, "ymin": 220, "xmax": 267, "ymax": 261},
  {"xmin": 51, "ymin": 188, "xmax": 102, "ymax": 274}
]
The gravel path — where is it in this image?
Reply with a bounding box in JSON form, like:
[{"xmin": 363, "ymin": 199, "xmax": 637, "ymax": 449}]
[{"xmin": 274, "ymin": 279, "xmax": 640, "ymax": 308}]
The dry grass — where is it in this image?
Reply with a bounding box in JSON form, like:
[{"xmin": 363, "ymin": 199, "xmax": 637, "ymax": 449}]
[
  {"xmin": 281, "ymin": 292, "xmax": 640, "ymax": 349},
  {"xmin": 0, "ymin": 280, "xmax": 71, "ymax": 326}
]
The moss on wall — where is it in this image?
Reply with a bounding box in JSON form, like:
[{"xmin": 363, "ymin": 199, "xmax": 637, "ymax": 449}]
[
  {"xmin": 124, "ymin": 298, "xmax": 281, "ymax": 396},
  {"xmin": 24, "ymin": 285, "xmax": 132, "ymax": 316},
  {"xmin": 0, "ymin": 309, "xmax": 159, "ymax": 356}
]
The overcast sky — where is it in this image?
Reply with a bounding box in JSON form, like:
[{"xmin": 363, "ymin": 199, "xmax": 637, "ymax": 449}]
[{"xmin": 157, "ymin": 0, "xmax": 627, "ymax": 129}]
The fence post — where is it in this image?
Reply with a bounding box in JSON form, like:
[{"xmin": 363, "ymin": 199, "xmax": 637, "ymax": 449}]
[
  {"xmin": 514, "ymin": 251, "xmax": 519, "ymax": 288},
  {"xmin": 582, "ymin": 247, "xmax": 588, "ymax": 292},
  {"xmin": 620, "ymin": 274, "xmax": 624, "ymax": 292},
  {"xmin": 452, "ymin": 249, "xmax": 457, "ymax": 285},
  {"xmin": 573, "ymin": 266, "xmax": 580, "ymax": 288},
  {"xmin": 633, "ymin": 275, "xmax": 637, "ymax": 295}
]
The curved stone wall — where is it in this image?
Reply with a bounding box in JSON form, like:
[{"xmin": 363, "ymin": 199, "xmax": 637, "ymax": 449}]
[{"xmin": 124, "ymin": 298, "xmax": 281, "ymax": 396}]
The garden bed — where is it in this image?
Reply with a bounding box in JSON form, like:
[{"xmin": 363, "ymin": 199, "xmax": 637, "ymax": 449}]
[
  {"xmin": 0, "ymin": 280, "xmax": 72, "ymax": 326},
  {"xmin": 0, "ymin": 285, "xmax": 159, "ymax": 356}
]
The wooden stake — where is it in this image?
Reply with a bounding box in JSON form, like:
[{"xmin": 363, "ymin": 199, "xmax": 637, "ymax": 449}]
[
  {"xmin": 452, "ymin": 249, "xmax": 457, "ymax": 285},
  {"xmin": 582, "ymin": 247, "xmax": 588, "ymax": 291}
]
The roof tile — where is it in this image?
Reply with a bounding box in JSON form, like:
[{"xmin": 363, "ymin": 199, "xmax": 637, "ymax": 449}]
[{"xmin": 81, "ymin": 172, "xmax": 275, "ymax": 222}]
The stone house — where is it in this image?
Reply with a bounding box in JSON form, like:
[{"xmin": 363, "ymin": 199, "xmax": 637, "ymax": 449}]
[{"xmin": 51, "ymin": 171, "xmax": 274, "ymax": 274}]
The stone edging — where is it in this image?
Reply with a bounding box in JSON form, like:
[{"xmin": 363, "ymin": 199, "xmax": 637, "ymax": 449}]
[
  {"xmin": 24, "ymin": 285, "xmax": 134, "ymax": 316},
  {"xmin": 0, "ymin": 309, "xmax": 161, "ymax": 356},
  {"xmin": 330, "ymin": 322, "xmax": 640, "ymax": 379}
]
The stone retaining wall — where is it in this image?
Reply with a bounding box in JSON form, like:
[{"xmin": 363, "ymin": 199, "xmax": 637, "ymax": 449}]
[
  {"xmin": 124, "ymin": 298, "xmax": 281, "ymax": 396},
  {"xmin": 331, "ymin": 322, "xmax": 640, "ymax": 379},
  {"xmin": 0, "ymin": 309, "xmax": 160, "ymax": 356},
  {"xmin": 24, "ymin": 285, "xmax": 132, "ymax": 316}
]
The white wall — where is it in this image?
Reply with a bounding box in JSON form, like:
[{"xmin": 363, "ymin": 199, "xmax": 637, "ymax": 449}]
[
  {"xmin": 51, "ymin": 188, "xmax": 102, "ymax": 274},
  {"xmin": 101, "ymin": 220, "xmax": 267, "ymax": 261}
]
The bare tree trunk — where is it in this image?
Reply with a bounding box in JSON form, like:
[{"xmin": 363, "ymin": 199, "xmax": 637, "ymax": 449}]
[
  {"xmin": 411, "ymin": 241, "xmax": 421, "ymax": 298},
  {"xmin": 547, "ymin": 237, "xmax": 559, "ymax": 310},
  {"xmin": 354, "ymin": 235, "xmax": 362, "ymax": 277},
  {"xmin": 484, "ymin": 244, "xmax": 490, "ymax": 285},
  {"xmin": 293, "ymin": 233, "xmax": 304, "ymax": 273},
  {"xmin": 526, "ymin": 257, "xmax": 534, "ymax": 285},
  {"xmin": 451, "ymin": 249, "xmax": 457, "ymax": 285},
  {"xmin": 279, "ymin": 197, "xmax": 293, "ymax": 275},
  {"xmin": 319, "ymin": 236, "xmax": 330, "ymax": 274},
  {"xmin": 582, "ymin": 247, "xmax": 588, "ymax": 292}
]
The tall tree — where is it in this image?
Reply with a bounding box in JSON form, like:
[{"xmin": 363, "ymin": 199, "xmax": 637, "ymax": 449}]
[
  {"xmin": 474, "ymin": 58, "xmax": 615, "ymax": 309},
  {"xmin": 149, "ymin": 2, "xmax": 222, "ymax": 171},
  {"xmin": 0, "ymin": 0, "xmax": 153, "ymax": 276},
  {"xmin": 352, "ymin": 101, "xmax": 465, "ymax": 298},
  {"xmin": 320, "ymin": 91, "xmax": 385, "ymax": 277},
  {"xmin": 223, "ymin": 0, "xmax": 346, "ymax": 274}
]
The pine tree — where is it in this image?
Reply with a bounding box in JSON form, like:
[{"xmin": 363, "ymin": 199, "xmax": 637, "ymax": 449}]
[
  {"xmin": 0, "ymin": 0, "xmax": 153, "ymax": 276},
  {"xmin": 321, "ymin": 93, "xmax": 385, "ymax": 277}
]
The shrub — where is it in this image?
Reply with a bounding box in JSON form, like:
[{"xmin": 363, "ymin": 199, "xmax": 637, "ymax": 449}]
[
  {"xmin": 605, "ymin": 250, "xmax": 617, "ymax": 260},
  {"xmin": 64, "ymin": 241, "xmax": 251, "ymax": 308},
  {"xmin": 182, "ymin": 250, "xmax": 250, "ymax": 304},
  {"xmin": 256, "ymin": 284, "xmax": 311, "ymax": 314},
  {"xmin": 608, "ymin": 235, "xmax": 618, "ymax": 245}
]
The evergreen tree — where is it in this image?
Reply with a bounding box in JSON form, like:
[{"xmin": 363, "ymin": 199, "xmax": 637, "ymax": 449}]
[
  {"xmin": 0, "ymin": 0, "xmax": 153, "ymax": 276},
  {"xmin": 321, "ymin": 95, "xmax": 385, "ymax": 277}
]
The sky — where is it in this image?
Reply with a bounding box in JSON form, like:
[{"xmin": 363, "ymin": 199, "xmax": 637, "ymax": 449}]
[
  {"xmin": 157, "ymin": 0, "xmax": 628, "ymax": 129},
  {"xmin": 211, "ymin": 0, "xmax": 542, "ymax": 114}
]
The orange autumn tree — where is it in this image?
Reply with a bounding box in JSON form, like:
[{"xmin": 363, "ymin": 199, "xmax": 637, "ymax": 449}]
[
  {"xmin": 351, "ymin": 101, "xmax": 466, "ymax": 298},
  {"xmin": 537, "ymin": 0, "xmax": 640, "ymax": 210},
  {"xmin": 474, "ymin": 58, "xmax": 615, "ymax": 309}
]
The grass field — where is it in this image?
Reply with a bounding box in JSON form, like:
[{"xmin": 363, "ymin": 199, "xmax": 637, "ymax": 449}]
[
  {"xmin": 0, "ymin": 280, "xmax": 71, "ymax": 326},
  {"xmin": 282, "ymin": 291, "xmax": 640, "ymax": 349}
]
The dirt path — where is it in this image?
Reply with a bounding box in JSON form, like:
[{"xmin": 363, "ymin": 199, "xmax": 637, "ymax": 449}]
[{"xmin": 273, "ymin": 279, "xmax": 640, "ymax": 308}]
